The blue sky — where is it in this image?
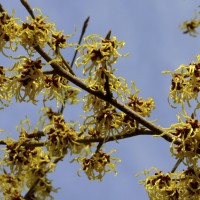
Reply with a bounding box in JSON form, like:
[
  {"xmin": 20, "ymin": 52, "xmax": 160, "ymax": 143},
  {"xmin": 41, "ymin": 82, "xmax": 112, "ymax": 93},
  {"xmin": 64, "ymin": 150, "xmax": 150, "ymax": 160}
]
[{"xmin": 1, "ymin": 0, "xmax": 200, "ymax": 199}]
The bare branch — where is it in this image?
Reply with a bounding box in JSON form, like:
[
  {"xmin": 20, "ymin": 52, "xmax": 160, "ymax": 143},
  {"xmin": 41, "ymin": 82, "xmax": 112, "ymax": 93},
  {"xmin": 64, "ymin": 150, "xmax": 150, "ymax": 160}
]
[
  {"xmin": 70, "ymin": 16, "xmax": 90, "ymax": 68},
  {"xmin": 103, "ymin": 30, "xmax": 113, "ymax": 98},
  {"xmin": 105, "ymin": 30, "xmax": 111, "ymax": 40}
]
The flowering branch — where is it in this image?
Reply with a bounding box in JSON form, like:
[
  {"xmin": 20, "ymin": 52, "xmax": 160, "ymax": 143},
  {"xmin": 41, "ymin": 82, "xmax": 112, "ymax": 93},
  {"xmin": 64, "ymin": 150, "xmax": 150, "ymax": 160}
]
[
  {"xmin": 34, "ymin": 45, "xmax": 175, "ymax": 143},
  {"xmin": 1, "ymin": 0, "xmax": 198, "ymax": 199},
  {"xmin": 0, "ymin": 127, "xmax": 179, "ymax": 148}
]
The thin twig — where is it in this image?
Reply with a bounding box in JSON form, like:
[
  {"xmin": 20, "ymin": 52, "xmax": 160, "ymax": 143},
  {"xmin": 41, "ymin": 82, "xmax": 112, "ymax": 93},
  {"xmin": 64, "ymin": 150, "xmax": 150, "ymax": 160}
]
[
  {"xmin": 94, "ymin": 30, "xmax": 112, "ymax": 154},
  {"xmin": 171, "ymin": 158, "xmax": 183, "ymax": 173},
  {"xmin": 78, "ymin": 128, "xmax": 155, "ymax": 144},
  {"xmin": 20, "ymin": 0, "xmax": 35, "ymax": 19},
  {"xmin": 43, "ymin": 70, "xmax": 55, "ymax": 75},
  {"xmin": 103, "ymin": 30, "xmax": 113, "ymax": 98},
  {"xmin": 56, "ymin": 47, "xmax": 76, "ymax": 76},
  {"xmin": 95, "ymin": 142, "xmax": 103, "ymax": 153},
  {"xmin": 59, "ymin": 16, "xmax": 90, "ymax": 114},
  {"xmin": 70, "ymin": 16, "xmax": 90, "ymax": 68},
  {"xmin": 0, "ymin": 140, "xmax": 6, "ymax": 145},
  {"xmin": 0, "ymin": 4, "xmax": 5, "ymax": 13},
  {"xmin": 105, "ymin": 30, "xmax": 111, "ymax": 40}
]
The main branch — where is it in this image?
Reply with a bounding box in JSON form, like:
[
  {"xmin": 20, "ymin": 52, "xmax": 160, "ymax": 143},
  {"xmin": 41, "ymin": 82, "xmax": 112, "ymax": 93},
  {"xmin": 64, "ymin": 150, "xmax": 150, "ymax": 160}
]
[{"xmin": 34, "ymin": 45, "xmax": 175, "ymax": 143}]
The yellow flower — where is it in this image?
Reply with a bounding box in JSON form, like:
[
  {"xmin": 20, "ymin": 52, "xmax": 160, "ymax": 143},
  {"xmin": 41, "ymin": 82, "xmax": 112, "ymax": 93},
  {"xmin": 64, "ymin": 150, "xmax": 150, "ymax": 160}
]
[
  {"xmin": 43, "ymin": 109, "xmax": 83, "ymax": 157},
  {"xmin": 141, "ymin": 167, "xmax": 200, "ymax": 200},
  {"xmin": 3, "ymin": 57, "xmax": 79, "ymax": 105},
  {"xmin": 163, "ymin": 56, "xmax": 200, "ymax": 109},
  {"xmin": 76, "ymin": 34, "xmax": 127, "ymax": 75},
  {"xmin": 7, "ymin": 58, "xmax": 44, "ymax": 104},
  {"xmin": 19, "ymin": 10, "xmax": 55, "ymax": 54},
  {"xmin": 0, "ymin": 11, "xmax": 20, "ymax": 53},
  {"xmin": 180, "ymin": 18, "xmax": 200, "ymax": 36},
  {"xmin": 126, "ymin": 94, "xmax": 155, "ymax": 117},
  {"xmin": 50, "ymin": 31, "xmax": 75, "ymax": 51},
  {"xmin": 0, "ymin": 173, "xmax": 24, "ymax": 200},
  {"xmin": 163, "ymin": 114, "xmax": 200, "ymax": 164},
  {"xmin": 73, "ymin": 149, "xmax": 121, "ymax": 181}
]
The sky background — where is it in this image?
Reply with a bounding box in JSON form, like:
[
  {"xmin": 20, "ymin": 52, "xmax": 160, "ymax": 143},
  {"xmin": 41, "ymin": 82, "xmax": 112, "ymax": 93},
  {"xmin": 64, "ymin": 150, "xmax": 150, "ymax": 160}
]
[{"xmin": 1, "ymin": 0, "xmax": 200, "ymax": 199}]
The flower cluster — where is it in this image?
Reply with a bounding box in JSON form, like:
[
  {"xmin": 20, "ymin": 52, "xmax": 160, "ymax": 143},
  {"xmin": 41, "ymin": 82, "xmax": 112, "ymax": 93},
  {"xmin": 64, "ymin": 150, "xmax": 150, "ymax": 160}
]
[
  {"xmin": 126, "ymin": 94, "xmax": 155, "ymax": 118},
  {"xmin": 42, "ymin": 71, "xmax": 79, "ymax": 106},
  {"xmin": 142, "ymin": 167, "xmax": 200, "ymax": 200},
  {"xmin": 180, "ymin": 18, "xmax": 200, "ymax": 37},
  {"xmin": 80, "ymin": 81, "xmax": 155, "ymax": 140},
  {"xmin": 76, "ymin": 34, "xmax": 129, "ymax": 101},
  {"xmin": 19, "ymin": 10, "xmax": 55, "ymax": 52},
  {"xmin": 163, "ymin": 55, "xmax": 200, "ymax": 110},
  {"xmin": 8, "ymin": 58, "xmax": 44, "ymax": 104},
  {"xmin": 43, "ymin": 108, "xmax": 83, "ymax": 157},
  {"xmin": 82, "ymin": 95, "xmax": 140, "ymax": 139},
  {"xmin": 1, "ymin": 118, "xmax": 56, "ymax": 199},
  {"xmin": 73, "ymin": 150, "xmax": 121, "ymax": 181},
  {"xmin": 76, "ymin": 34, "xmax": 126, "ymax": 71},
  {"xmin": 82, "ymin": 103, "xmax": 126, "ymax": 138},
  {"xmin": 163, "ymin": 115, "xmax": 200, "ymax": 164},
  {"xmin": 0, "ymin": 57, "xmax": 79, "ymax": 106},
  {"xmin": 0, "ymin": 7, "xmax": 80, "ymax": 109},
  {"xmin": 0, "ymin": 8, "xmax": 74, "ymax": 58},
  {"xmin": 0, "ymin": 173, "xmax": 24, "ymax": 200}
]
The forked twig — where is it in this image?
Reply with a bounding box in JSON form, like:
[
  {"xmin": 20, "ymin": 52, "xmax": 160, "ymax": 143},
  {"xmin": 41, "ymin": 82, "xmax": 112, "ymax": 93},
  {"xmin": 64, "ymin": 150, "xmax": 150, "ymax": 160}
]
[
  {"xmin": 59, "ymin": 16, "xmax": 90, "ymax": 114},
  {"xmin": 56, "ymin": 47, "xmax": 76, "ymax": 76}
]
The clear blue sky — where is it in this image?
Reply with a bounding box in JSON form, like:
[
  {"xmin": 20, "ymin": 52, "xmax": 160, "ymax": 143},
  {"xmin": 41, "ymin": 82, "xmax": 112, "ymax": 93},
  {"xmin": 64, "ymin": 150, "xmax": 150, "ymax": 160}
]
[{"xmin": 1, "ymin": 0, "xmax": 200, "ymax": 199}]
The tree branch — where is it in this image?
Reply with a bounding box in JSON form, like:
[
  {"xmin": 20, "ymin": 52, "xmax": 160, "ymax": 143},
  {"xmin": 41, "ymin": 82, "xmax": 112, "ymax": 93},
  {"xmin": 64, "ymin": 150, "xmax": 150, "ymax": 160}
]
[
  {"xmin": 0, "ymin": 128, "xmax": 180, "ymax": 148},
  {"xmin": 34, "ymin": 45, "xmax": 176, "ymax": 144}
]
